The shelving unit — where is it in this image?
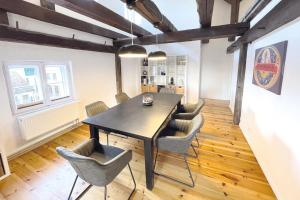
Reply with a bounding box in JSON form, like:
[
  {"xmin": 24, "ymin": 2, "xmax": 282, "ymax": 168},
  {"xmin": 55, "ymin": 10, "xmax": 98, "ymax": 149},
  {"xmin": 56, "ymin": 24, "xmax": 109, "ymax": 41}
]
[{"xmin": 140, "ymin": 55, "xmax": 187, "ymax": 103}]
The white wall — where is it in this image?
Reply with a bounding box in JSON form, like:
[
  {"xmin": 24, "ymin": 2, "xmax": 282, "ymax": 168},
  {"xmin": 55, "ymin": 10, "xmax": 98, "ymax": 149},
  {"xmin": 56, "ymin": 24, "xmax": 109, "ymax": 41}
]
[
  {"xmin": 121, "ymin": 58, "xmax": 140, "ymax": 97},
  {"xmin": 0, "ymin": 2, "xmax": 117, "ymax": 156},
  {"xmin": 230, "ymin": 1, "xmax": 300, "ymax": 199},
  {"xmin": 200, "ymin": 0, "xmax": 234, "ymax": 100},
  {"xmin": 0, "ymin": 42, "xmax": 117, "ymax": 156}
]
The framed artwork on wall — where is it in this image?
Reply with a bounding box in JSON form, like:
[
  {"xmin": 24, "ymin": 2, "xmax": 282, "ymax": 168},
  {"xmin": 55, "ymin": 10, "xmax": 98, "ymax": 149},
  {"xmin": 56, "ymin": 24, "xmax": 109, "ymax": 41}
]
[{"xmin": 252, "ymin": 41, "xmax": 288, "ymax": 95}]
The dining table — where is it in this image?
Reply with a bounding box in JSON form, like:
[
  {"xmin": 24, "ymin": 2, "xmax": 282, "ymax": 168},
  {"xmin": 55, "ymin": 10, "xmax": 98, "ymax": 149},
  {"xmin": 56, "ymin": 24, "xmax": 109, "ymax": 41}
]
[{"xmin": 83, "ymin": 92, "xmax": 183, "ymax": 190}]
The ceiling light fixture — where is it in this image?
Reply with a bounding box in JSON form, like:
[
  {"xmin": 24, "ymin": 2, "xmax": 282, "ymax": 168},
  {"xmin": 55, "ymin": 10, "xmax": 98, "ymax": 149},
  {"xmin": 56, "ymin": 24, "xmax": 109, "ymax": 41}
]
[
  {"xmin": 118, "ymin": 8, "xmax": 147, "ymax": 58},
  {"xmin": 148, "ymin": 34, "xmax": 167, "ymax": 61}
]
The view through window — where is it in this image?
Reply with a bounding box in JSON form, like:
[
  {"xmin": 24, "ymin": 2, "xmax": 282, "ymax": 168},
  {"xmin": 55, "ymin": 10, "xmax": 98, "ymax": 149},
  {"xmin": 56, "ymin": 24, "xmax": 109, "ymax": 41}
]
[{"xmin": 4, "ymin": 62, "xmax": 74, "ymax": 113}]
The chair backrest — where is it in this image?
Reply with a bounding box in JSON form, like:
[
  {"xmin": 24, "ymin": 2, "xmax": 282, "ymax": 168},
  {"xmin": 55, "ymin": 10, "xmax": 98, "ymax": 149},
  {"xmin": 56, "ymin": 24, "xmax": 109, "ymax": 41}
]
[
  {"xmin": 189, "ymin": 114, "xmax": 204, "ymax": 135},
  {"xmin": 157, "ymin": 115, "xmax": 204, "ymax": 154},
  {"xmin": 85, "ymin": 101, "xmax": 109, "ymax": 117},
  {"xmin": 115, "ymin": 92, "xmax": 130, "ymax": 104},
  {"xmin": 159, "ymin": 87, "xmax": 176, "ymax": 94},
  {"xmin": 185, "ymin": 99, "xmax": 204, "ymax": 114},
  {"xmin": 56, "ymin": 145, "xmax": 108, "ymax": 186},
  {"xmin": 181, "ymin": 114, "xmax": 204, "ymax": 143}
]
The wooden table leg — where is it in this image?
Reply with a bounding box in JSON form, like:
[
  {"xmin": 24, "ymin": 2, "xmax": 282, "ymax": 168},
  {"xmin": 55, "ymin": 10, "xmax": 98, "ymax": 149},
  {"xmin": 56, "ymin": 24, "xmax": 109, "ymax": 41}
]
[
  {"xmin": 89, "ymin": 125, "xmax": 99, "ymax": 141},
  {"xmin": 144, "ymin": 139, "xmax": 154, "ymax": 190}
]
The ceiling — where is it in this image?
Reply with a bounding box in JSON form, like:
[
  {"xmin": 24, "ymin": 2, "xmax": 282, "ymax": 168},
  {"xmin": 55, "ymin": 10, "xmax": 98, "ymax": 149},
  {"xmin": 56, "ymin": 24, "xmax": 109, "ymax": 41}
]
[{"xmin": 94, "ymin": 0, "xmax": 200, "ymax": 34}]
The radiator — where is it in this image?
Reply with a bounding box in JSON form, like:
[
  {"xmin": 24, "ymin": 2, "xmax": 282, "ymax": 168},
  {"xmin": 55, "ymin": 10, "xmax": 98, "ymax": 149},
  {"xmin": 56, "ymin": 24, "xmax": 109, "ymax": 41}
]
[{"xmin": 17, "ymin": 102, "xmax": 80, "ymax": 141}]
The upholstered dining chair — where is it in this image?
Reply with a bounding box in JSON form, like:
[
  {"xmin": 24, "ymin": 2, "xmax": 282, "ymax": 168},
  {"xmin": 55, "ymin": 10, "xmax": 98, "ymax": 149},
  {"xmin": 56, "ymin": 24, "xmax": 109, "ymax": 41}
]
[
  {"xmin": 85, "ymin": 101, "xmax": 110, "ymax": 145},
  {"xmin": 159, "ymin": 87, "xmax": 176, "ymax": 94},
  {"xmin": 174, "ymin": 99, "xmax": 204, "ymax": 120},
  {"xmin": 115, "ymin": 92, "xmax": 130, "ymax": 104},
  {"xmin": 174, "ymin": 99, "xmax": 204, "ymax": 147},
  {"xmin": 154, "ymin": 115, "xmax": 204, "ymax": 187},
  {"xmin": 56, "ymin": 139, "xmax": 136, "ymax": 200}
]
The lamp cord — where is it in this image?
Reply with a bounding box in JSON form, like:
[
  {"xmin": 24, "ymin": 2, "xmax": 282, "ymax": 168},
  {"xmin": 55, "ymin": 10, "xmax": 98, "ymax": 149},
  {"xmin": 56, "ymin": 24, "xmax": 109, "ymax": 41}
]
[{"xmin": 130, "ymin": 9, "xmax": 134, "ymax": 45}]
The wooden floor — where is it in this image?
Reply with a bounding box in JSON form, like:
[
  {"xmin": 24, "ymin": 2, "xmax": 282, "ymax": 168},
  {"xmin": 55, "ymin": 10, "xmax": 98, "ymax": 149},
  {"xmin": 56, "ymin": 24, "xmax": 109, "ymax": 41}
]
[{"xmin": 0, "ymin": 100, "xmax": 277, "ymax": 200}]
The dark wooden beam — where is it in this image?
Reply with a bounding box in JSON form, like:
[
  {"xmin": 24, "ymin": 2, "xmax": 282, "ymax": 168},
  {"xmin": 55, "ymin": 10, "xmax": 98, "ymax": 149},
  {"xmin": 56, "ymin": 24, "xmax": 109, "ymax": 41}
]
[
  {"xmin": 228, "ymin": 0, "xmax": 240, "ymax": 41},
  {"xmin": 0, "ymin": 0, "xmax": 126, "ymax": 39},
  {"xmin": 121, "ymin": 0, "xmax": 177, "ymax": 33},
  {"xmin": 196, "ymin": 0, "xmax": 215, "ymax": 44},
  {"xmin": 40, "ymin": 0, "xmax": 55, "ymax": 10},
  {"xmin": 0, "ymin": 9, "xmax": 8, "ymax": 25},
  {"xmin": 241, "ymin": 0, "xmax": 271, "ymax": 22},
  {"xmin": 233, "ymin": 43, "xmax": 248, "ymax": 125},
  {"xmin": 0, "ymin": 25, "xmax": 115, "ymax": 53},
  {"xmin": 115, "ymin": 22, "xmax": 249, "ymax": 46},
  {"xmin": 115, "ymin": 51, "xmax": 122, "ymax": 94},
  {"xmin": 49, "ymin": 0, "xmax": 152, "ymax": 37},
  {"xmin": 227, "ymin": 0, "xmax": 300, "ymax": 53}
]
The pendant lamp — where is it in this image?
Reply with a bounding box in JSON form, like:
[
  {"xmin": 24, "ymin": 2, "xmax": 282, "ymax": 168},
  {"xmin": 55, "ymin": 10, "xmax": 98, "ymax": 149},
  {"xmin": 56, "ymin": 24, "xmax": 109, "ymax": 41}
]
[
  {"xmin": 148, "ymin": 34, "xmax": 167, "ymax": 61},
  {"xmin": 118, "ymin": 9, "xmax": 147, "ymax": 58}
]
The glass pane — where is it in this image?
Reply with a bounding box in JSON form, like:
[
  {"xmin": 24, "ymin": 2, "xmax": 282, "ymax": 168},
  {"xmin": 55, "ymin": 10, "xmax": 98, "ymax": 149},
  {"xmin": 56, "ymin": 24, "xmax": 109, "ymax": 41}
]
[
  {"xmin": 8, "ymin": 65, "xmax": 44, "ymax": 109},
  {"xmin": 45, "ymin": 64, "xmax": 70, "ymax": 101}
]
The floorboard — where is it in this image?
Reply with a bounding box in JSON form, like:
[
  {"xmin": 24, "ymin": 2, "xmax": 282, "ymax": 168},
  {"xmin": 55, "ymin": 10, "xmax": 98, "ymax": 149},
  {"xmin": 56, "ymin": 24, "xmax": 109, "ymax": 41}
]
[{"xmin": 0, "ymin": 99, "xmax": 277, "ymax": 200}]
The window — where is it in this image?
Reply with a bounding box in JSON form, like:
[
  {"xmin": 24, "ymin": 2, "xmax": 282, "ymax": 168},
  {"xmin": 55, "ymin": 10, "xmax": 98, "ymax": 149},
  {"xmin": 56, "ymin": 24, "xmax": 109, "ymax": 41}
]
[
  {"xmin": 45, "ymin": 64, "xmax": 71, "ymax": 101},
  {"xmin": 4, "ymin": 61, "xmax": 74, "ymax": 114}
]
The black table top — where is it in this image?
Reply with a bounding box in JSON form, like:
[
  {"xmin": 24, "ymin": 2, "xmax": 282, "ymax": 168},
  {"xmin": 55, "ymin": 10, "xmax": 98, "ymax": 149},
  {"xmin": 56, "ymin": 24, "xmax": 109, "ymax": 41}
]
[{"xmin": 83, "ymin": 93, "xmax": 182, "ymax": 140}]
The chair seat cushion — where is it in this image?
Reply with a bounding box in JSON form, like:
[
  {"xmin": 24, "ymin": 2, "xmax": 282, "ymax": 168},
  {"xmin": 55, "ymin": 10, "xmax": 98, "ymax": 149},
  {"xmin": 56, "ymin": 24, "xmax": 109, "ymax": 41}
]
[
  {"xmin": 90, "ymin": 145, "xmax": 125, "ymax": 164},
  {"xmin": 90, "ymin": 151, "xmax": 113, "ymax": 163}
]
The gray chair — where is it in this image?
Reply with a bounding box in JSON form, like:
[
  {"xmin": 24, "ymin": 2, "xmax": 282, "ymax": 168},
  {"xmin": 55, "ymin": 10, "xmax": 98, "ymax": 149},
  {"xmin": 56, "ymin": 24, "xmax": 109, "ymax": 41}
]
[
  {"xmin": 174, "ymin": 100, "xmax": 204, "ymax": 148},
  {"xmin": 154, "ymin": 115, "xmax": 204, "ymax": 187},
  {"xmin": 159, "ymin": 87, "xmax": 176, "ymax": 94},
  {"xmin": 174, "ymin": 99, "xmax": 204, "ymax": 120},
  {"xmin": 85, "ymin": 101, "xmax": 110, "ymax": 145},
  {"xmin": 115, "ymin": 92, "xmax": 130, "ymax": 104},
  {"xmin": 56, "ymin": 139, "xmax": 136, "ymax": 200}
]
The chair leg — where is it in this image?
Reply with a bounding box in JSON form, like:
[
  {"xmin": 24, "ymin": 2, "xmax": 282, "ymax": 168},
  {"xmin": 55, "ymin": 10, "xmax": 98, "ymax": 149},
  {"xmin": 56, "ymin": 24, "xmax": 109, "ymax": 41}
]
[
  {"xmin": 104, "ymin": 185, "xmax": 107, "ymax": 200},
  {"xmin": 128, "ymin": 164, "xmax": 136, "ymax": 200},
  {"xmin": 106, "ymin": 134, "xmax": 109, "ymax": 146},
  {"xmin": 192, "ymin": 136, "xmax": 200, "ymax": 148},
  {"xmin": 154, "ymin": 152, "xmax": 195, "ymax": 188},
  {"xmin": 67, "ymin": 175, "xmax": 92, "ymax": 200},
  {"xmin": 184, "ymin": 155, "xmax": 195, "ymax": 187},
  {"xmin": 188, "ymin": 144, "xmax": 198, "ymax": 158},
  {"xmin": 103, "ymin": 164, "xmax": 136, "ymax": 200},
  {"xmin": 68, "ymin": 175, "xmax": 78, "ymax": 200}
]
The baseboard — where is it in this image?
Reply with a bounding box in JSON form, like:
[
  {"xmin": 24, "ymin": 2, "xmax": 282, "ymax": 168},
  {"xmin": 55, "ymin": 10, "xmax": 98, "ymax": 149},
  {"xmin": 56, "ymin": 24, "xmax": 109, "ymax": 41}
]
[{"xmin": 7, "ymin": 122, "xmax": 83, "ymax": 161}]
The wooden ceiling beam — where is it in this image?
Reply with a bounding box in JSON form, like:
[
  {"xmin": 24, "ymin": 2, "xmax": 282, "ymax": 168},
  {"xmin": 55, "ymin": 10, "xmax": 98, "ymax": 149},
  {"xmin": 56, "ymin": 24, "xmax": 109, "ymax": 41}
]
[
  {"xmin": 229, "ymin": 0, "xmax": 240, "ymax": 41},
  {"xmin": 0, "ymin": 9, "xmax": 9, "ymax": 25},
  {"xmin": 0, "ymin": 25, "xmax": 115, "ymax": 53},
  {"xmin": 0, "ymin": 0, "xmax": 127, "ymax": 39},
  {"xmin": 227, "ymin": 0, "xmax": 300, "ymax": 53},
  {"xmin": 121, "ymin": 0, "xmax": 177, "ymax": 33},
  {"xmin": 196, "ymin": 0, "xmax": 215, "ymax": 44},
  {"xmin": 49, "ymin": 0, "xmax": 152, "ymax": 37},
  {"xmin": 40, "ymin": 0, "xmax": 56, "ymax": 11},
  {"xmin": 114, "ymin": 22, "xmax": 249, "ymax": 47},
  {"xmin": 241, "ymin": 0, "xmax": 272, "ymax": 22}
]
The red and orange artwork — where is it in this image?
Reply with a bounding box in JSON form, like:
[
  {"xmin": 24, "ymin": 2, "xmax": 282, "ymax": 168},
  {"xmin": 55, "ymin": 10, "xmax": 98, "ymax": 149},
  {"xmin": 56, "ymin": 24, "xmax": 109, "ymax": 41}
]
[{"xmin": 252, "ymin": 41, "xmax": 288, "ymax": 95}]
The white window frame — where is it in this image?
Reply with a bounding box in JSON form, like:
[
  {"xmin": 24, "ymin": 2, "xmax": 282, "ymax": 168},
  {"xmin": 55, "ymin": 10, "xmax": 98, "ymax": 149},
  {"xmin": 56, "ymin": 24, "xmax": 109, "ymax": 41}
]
[{"xmin": 3, "ymin": 61, "xmax": 75, "ymax": 115}]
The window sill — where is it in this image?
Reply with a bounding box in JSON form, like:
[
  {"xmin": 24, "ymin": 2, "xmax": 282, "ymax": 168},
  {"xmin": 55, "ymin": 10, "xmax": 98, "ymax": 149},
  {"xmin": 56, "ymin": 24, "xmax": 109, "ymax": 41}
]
[{"xmin": 14, "ymin": 99, "xmax": 79, "ymax": 117}]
